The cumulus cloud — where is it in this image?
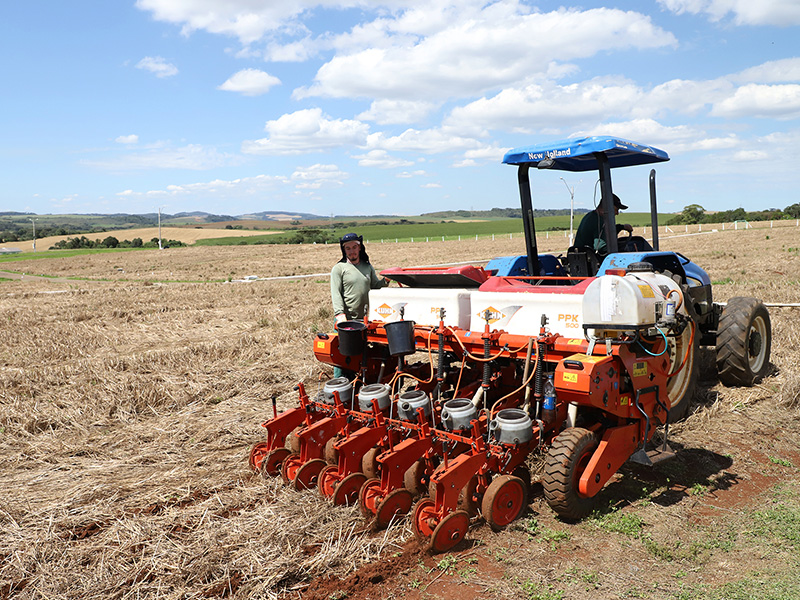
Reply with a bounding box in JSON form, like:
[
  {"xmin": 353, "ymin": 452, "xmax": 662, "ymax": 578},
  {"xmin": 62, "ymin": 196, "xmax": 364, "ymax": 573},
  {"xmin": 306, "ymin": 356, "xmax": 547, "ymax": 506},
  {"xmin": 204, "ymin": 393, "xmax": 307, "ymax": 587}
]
[
  {"xmin": 658, "ymin": 0, "xmax": 800, "ymax": 26},
  {"xmin": 115, "ymin": 134, "xmax": 139, "ymax": 144},
  {"xmin": 396, "ymin": 170, "xmax": 427, "ymax": 178},
  {"xmin": 218, "ymin": 68, "xmax": 281, "ymax": 96},
  {"xmin": 445, "ymin": 79, "xmax": 646, "ymax": 135},
  {"xmin": 710, "ymin": 84, "xmax": 800, "ymax": 119},
  {"xmin": 352, "ymin": 149, "xmax": 415, "ymax": 168},
  {"xmin": 297, "ymin": 7, "xmax": 676, "ymax": 101},
  {"xmin": 574, "ymin": 119, "xmax": 739, "ymax": 154},
  {"xmin": 733, "ymin": 58, "xmax": 800, "ymax": 84},
  {"xmin": 358, "ymin": 99, "xmax": 438, "ymax": 125},
  {"xmin": 242, "ymin": 108, "xmax": 371, "ymax": 155},
  {"xmin": 291, "ymin": 164, "xmax": 349, "ymax": 189},
  {"xmin": 135, "ymin": 56, "xmax": 178, "ymax": 78},
  {"xmin": 367, "ymin": 127, "xmax": 482, "ymax": 154}
]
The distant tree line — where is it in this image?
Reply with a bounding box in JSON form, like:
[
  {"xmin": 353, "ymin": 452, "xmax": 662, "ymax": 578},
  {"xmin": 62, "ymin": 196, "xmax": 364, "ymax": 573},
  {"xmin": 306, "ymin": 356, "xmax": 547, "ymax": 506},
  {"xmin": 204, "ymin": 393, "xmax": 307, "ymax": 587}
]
[
  {"xmin": 49, "ymin": 236, "xmax": 186, "ymax": 250},
  {"xmin": 667, "ymin": 203, "xmax": 800, "ymax": 225}
]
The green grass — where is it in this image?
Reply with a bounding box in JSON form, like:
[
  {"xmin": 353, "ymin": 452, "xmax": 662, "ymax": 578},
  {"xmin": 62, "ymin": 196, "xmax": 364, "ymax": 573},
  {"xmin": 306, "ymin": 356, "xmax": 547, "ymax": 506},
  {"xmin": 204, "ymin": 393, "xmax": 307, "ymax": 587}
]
[{"xmin": 194, "ymin": 212, "xmax": 666, "ymax": 246}]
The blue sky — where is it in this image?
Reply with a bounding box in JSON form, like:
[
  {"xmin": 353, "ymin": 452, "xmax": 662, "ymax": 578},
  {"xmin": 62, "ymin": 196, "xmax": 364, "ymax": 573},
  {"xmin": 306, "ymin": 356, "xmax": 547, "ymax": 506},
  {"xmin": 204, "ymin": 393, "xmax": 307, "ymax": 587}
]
[{"xmin": 2, "ymin": 1, "xmax": 799, "ymax": 217}]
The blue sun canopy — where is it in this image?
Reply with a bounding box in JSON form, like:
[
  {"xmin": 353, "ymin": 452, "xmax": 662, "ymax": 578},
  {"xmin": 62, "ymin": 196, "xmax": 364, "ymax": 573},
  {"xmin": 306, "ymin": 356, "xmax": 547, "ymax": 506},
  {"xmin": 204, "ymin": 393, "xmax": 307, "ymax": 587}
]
[{"xmin": 502, "ymin": 136, "xmax": 669, "ymax": 172}]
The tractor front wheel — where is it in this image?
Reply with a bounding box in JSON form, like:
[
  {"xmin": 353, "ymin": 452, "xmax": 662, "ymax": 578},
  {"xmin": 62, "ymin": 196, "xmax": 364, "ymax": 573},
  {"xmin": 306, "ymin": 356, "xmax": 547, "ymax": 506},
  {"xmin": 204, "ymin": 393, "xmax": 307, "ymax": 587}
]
[
  {"xmin": 543, "ymin": 427, "xmax": 598, "ymax": 521},
  {"xmin": 716, "ymin": 297, "xmax": 771, "ymax": 387}
]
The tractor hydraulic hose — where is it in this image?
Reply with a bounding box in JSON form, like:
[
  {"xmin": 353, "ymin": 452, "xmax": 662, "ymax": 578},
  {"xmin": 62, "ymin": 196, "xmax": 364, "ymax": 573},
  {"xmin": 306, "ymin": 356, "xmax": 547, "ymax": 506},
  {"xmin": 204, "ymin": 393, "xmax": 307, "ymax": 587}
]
[
  {"xmin": 435, "ymin": 310, "xmax": 445, "ymax": 400},
  {"xmin": 652, "ymin": 320, "xmax": 696, "ymax": 378},
  {"xmin": 521, "ymin": 338, "xmax": 534, "ymax": 411}
]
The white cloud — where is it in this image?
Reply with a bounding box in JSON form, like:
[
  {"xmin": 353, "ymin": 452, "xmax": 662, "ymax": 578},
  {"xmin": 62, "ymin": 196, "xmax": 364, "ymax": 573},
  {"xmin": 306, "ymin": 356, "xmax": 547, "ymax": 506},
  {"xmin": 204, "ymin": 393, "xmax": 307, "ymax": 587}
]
[
  {"xmin": 119, "ymin": 173, "xmax": 289, "ymax": 198},
  {"xmin": 711, "ymin": 84, "xmax": 800, "ymax": 119},
  {"xmin": 367, "ymin": 127, "xmax": 482, "ymax": 154},
  {"xmin": 297, "ymin": 7, "xmax": 676, "ymax": 101},
  {"xmin": 357, "ymin": 99, "xmax": 438, "ymax": 125},
  {"xmin": 291, "ymin": 164, "xmax": 349, "ymax": 189},
  {"xmin": 445, "ymin": 79, "xmax": 646, "ymax": 135},
  {"xmin": 575, "ymin": 119, "xmax": 741, "ymax": 154},
  {"xmin": 242, "ymin": 108, "xmax": 371, "ymax": 155},
  {"xmin": 421, "ymin": 182, "xmax": 441, "ymax": 188},
  {"xmin": 733, "ymin": 58, "xmax": 800, "ymax": 84},
  {"xmin": 733, "ymin": 150, "xmax": 769, "ymax": 162},
  {"xmin": 83, "ymin": 144, "xmax": 234, "ymax": 171},
  {"xmin": 396, "ymin": 170, "xmax": 427, "ymax": 178},
  {"xmin": 115, "ymin": 134, "xmax": 139, "ymax": 144},
  {"xmin": 658, "ymin": 0, "xmax": 800, "ymax": 26},
  {"xmin": 135, "ymin": 56, "xmax": 178, "ymax": 78},
  {"xmin": 452, "ymin": 144, "xmax": 509, "ymax": 167},
  {"xmin": 218, "ymin": 68, "xmax": 281, "ymax": 96},
  {"xmin": 352, "ymin": 149, "xmax": 414, "ymax": 168}
]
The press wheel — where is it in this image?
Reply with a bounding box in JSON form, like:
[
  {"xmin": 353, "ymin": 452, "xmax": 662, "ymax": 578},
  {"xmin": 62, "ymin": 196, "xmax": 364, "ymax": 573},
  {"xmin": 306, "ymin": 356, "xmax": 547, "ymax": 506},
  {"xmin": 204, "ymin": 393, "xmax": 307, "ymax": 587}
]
[
  {"xmin": 285, "ymin": 426, "xmax": 303, "ymax": 454},
  {"xmin": 412, "ymin": 498, "xmax": 438, "ymax": 540},
  {"xmin": 358, "ymin": 477, "xmax": 382, "ymax": 517},
  {"xmin": 294, "ymin": 458, "xmax": 326, "ymax": 491},
  {"xmin": 361, "ymin": 447, "xmax": 381, "ymax": 479},
  {"xmin": 280, "ymin": 452, "xmax": 303, "ymax": 484},
  {"xmin": 481, "ymin": 474, "xmax": 527, "ymax": 531},
  {"xmin": 333, "ymin": 472, "xmax": 367, "ymax": 506},
  {"xmin": 430, "ymin": 510, "xmax": 470, "ymax": 553},
  {"xmin": 262, "ymin": 447, "xmax": 291, "ymax": 477},
  {"xmin": 317, "ymin": 465, "xmax": 340, "ymax": 498},
  {"xmin": 374, "ymin": 488, "xmax": 414, "ymax": 530},
  {"xmin": 248, "ymin": 441, "xmax": 270, "ymax": 472},
  {"xmin": 324, "ymin": 436, "xmax": 340, "ymax": 465},
  {"xmin": 403, "ymin": 459, "xmax": 428, "ymax": 497},
  {"xmin": 457, "ymin": 475, "xmax": 480, "ymax": 518}
]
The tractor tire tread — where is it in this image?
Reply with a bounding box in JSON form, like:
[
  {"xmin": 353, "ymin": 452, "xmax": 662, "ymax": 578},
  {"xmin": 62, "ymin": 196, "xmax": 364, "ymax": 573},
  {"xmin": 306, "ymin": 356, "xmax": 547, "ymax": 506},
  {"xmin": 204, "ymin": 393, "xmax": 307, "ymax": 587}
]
[{"xmin": 715, "ymin": 297, "xmax": 771, "ymax": 387}]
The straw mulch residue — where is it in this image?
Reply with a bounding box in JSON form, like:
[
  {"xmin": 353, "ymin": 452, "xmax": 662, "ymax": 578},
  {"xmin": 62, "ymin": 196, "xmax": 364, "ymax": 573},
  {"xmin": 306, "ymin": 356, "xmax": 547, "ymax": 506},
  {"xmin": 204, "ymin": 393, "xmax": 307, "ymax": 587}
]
[{"xmin": 1, "ymin": 226, "xmax": 800, "ymax": 599}]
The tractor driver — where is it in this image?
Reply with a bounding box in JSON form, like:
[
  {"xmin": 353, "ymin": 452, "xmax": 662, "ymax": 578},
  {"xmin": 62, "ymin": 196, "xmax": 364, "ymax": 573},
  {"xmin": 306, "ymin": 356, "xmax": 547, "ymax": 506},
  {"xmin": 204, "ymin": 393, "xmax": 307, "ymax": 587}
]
[{"xmin": 573, "ymin": 194, "xmax": 633, "ymax": 256}]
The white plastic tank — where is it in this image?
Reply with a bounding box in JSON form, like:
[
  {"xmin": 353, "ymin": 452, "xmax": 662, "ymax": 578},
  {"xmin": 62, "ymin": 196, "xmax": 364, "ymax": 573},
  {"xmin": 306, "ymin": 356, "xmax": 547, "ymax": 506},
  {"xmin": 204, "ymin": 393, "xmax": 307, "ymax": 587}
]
[
  {"xmin": 369, "ymin": 287, "xmax": 472, "ymax": 329},
  {"xmin": 582, "ymin": 265, "xmax": 684, "ymax": 329},
  {"xmin": 470, "ymin": 289, "xmax": 585, "ymax": 336}
]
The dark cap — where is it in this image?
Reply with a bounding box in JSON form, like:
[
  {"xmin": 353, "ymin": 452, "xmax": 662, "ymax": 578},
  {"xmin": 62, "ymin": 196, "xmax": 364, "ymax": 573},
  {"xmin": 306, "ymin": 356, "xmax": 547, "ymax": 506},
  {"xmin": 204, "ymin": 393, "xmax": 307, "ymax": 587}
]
[
  {"xmin": 340, "ymin": 232, "xmax": 361, "ymax": 243},
  {"xmin": 613, "ymin": 194, "xmax": 628, "ymax": 210}
]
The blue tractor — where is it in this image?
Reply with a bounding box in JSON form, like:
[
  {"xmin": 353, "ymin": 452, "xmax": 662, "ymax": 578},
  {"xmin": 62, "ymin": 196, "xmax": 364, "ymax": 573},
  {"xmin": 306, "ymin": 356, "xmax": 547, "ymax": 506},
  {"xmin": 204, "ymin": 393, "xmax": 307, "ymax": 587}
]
[{"xmin": 499, "ymin": 135, "xmax": 772, "ymax": 420}]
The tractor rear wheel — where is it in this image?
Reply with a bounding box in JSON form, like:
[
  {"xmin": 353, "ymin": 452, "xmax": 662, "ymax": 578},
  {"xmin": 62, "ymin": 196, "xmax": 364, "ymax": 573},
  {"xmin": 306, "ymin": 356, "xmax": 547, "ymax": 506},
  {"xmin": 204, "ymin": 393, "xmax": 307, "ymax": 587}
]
[
  {"xmin": 543, "ymin": 427, "xmax": 598, "ymax": 521},
  {"xmin": 716, "ymin": 297, "xmax": 771, "ymax": 387},
  {"xmin": 664, "ymin": 319, "xmax": 699, "ymax": 422}
]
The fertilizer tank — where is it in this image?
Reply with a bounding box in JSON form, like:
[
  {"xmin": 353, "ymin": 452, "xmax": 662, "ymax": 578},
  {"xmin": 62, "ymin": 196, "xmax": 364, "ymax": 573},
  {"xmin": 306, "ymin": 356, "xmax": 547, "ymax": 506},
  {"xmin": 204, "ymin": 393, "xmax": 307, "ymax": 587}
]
[{"xmin": 582, "ymin": 263, "xmax": 685, "ymax": 332}]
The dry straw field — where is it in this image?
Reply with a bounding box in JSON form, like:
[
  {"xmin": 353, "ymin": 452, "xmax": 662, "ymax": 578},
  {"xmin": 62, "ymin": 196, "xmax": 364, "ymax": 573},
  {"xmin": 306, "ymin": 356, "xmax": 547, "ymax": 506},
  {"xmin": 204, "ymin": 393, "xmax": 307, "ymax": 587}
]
[{"xmin": 1, "ymin": 227, "xmax": 799, "ymax": 600}]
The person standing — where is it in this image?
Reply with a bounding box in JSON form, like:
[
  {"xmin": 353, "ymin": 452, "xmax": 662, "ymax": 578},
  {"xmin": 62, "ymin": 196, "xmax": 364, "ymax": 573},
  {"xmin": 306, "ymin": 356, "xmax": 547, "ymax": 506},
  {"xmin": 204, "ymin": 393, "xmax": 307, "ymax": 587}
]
[
  {"xmin": 330, "ymin": 232, "xmax": 388, "ymax": 324},
  {"xmin": 330, "ymin": 233, "xmax": 388, "ymax": 378}
]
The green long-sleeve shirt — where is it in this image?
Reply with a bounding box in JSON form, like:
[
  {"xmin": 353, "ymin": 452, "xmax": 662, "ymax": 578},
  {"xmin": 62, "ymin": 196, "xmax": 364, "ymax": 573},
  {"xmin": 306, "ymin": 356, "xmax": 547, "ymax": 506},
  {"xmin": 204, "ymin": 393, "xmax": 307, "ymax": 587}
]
[
  {"xmin": 574, "ymin": 209, "xmax": 625, "ymax": 254},
  {"xmin": 330, "ymin": 261, "xmax": 386, "ymax": 321}
]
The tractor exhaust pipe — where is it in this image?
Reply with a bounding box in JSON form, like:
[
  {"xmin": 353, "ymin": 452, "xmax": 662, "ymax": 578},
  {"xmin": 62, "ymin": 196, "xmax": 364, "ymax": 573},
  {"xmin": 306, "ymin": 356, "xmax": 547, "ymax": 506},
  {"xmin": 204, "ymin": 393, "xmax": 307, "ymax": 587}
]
[{"xmin": 649, "ymin": 169, "xmax": 660, "ymax": 251}]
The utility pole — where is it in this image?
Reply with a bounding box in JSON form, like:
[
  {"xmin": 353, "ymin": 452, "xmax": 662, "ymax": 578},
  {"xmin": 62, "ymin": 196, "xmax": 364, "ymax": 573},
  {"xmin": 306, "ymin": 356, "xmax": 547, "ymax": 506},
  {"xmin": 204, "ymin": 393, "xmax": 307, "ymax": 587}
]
[
  {"xmin": 158, "ymin": 207, "xmax": 163, "ymax": 250},
  {"xmin": 560, "ymin": 177, "xmax": 575, "ymax": 247},
  {"xmin": 28, "ymin": 217, "xmax": 37, "ymax": 252}
]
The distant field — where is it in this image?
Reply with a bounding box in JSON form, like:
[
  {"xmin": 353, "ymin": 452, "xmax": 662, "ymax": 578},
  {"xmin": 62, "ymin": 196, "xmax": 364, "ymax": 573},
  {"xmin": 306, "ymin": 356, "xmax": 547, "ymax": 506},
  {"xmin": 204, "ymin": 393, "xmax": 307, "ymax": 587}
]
[
  {"xmin": 1, "ymin": 226, "xmax": 280, "ymax": 253},
  {"xmin": 196, "ymin": 213, "xmax": 670, "ymax": 245}
]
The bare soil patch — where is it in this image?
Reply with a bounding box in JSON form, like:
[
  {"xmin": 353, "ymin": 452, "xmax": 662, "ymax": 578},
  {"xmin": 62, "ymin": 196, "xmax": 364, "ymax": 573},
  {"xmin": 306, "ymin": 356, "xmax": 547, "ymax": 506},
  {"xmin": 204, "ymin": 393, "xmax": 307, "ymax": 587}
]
[{"xmin": 1, "ymin": 226, "xmax": 799, "ymax": 599}]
